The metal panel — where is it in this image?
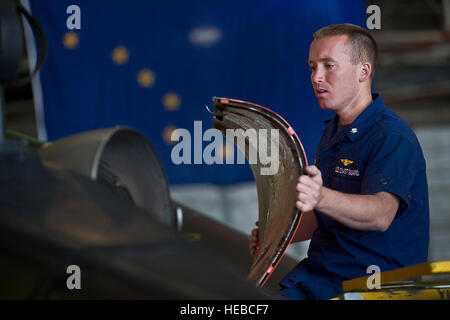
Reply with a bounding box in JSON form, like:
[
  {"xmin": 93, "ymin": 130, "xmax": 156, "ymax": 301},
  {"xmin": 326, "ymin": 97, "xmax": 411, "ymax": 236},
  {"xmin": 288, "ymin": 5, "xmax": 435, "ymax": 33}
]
[{"xmin": 212, "ymin": 97, "xmax": 307, "ymax": 287}]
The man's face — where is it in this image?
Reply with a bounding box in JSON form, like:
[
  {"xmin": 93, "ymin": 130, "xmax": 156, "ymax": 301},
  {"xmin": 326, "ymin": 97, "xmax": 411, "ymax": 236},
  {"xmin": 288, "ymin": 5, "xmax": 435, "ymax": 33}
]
[{"xmin": 308, "ymin": 35, "xmax": 361, "ymax": 112}]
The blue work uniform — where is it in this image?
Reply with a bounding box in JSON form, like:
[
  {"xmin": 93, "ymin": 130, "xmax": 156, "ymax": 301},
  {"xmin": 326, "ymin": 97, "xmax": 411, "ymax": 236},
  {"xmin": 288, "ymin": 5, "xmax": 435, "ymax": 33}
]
[{"xmin": 279, "ymin": 93, "xmax": 430, "ymax": 300}]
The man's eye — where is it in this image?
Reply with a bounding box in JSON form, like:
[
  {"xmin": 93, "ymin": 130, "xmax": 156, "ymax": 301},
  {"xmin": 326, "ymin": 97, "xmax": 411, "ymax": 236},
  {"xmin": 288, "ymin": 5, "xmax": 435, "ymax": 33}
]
[
  {"xmin": 309, "ymin": 66, "xmax": 316, "ymax": 71},
  {"xmin": 326, "ymin": 64, "xmax": 335, "ymax": 69}
]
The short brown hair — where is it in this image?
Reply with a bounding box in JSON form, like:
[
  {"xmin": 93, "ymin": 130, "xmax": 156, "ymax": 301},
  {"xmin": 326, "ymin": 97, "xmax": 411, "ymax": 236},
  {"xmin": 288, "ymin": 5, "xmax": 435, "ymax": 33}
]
[{"xmin": 313, "ymin": 23, "xmax": 378, "ymax": 79}]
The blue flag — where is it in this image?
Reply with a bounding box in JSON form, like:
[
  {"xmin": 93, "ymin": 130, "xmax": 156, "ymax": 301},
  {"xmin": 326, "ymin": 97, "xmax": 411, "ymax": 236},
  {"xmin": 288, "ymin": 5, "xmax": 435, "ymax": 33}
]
[{"xmin": 27, "ymin": 0, "xmax": 365, "ymax": 184}]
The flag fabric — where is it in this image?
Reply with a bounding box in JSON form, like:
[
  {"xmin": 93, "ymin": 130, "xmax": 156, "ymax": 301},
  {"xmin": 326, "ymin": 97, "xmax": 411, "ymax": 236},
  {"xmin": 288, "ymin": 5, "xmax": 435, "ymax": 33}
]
[{"xmin": 27, "ymin": 0, "xmax": 365, "ymax": 184}]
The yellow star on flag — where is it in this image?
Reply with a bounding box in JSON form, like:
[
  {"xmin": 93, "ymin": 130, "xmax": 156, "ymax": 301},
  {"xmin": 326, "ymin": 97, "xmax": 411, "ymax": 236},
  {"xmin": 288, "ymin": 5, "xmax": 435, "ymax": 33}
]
[
  {"xmin": 162, "ymin": 92, "xmax": 181, "ymax": 111},
  {"xmin": 111, "ymin": 45, "xmax": 129, "ymax": 65},
  {"xmin": 162, "ymin": 125, "xmax": 180, "ymax": 144},
  {"xmin": 137, "ymin": 69, "xmax": 156, "ymax": 88},
  {"xmin": 62, "ymin": 31, "xmax": 79, "ymax": 50}
]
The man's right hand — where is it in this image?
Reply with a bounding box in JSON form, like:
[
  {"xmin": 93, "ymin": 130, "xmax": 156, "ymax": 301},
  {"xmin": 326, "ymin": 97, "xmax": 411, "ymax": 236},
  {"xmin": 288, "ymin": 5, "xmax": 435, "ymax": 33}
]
[{"xmin": 248, "ymin": 221, "xmax": 259, "ymax": 258}]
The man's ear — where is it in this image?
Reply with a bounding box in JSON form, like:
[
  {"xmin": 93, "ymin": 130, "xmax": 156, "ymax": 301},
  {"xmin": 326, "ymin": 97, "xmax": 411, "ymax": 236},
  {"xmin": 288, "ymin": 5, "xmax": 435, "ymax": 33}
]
[{"xmin": 359, "ymin": 62, "xmax": 372, "ymax": 82}]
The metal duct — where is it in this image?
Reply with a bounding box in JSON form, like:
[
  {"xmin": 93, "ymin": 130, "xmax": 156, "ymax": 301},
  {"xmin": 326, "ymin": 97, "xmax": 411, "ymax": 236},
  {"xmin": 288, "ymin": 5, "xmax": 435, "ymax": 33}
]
[{"xmin": 38, "ymin": 127, "xmax": 173, "ymax": 227}]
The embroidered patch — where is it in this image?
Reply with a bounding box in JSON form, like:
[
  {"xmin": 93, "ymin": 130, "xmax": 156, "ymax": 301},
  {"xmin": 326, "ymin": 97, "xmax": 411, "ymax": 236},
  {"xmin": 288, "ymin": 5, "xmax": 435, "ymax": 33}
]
[
  {"xmin": 340, "ymin": 159, "xmax": 354, "ymax": 166},
  {"xmin": 350, "ymin": 128, "xmax": 358, "ymax": 134},
  {"xmin": 335, "ymin": 166, "xmax": 360, "ymax": 177}
]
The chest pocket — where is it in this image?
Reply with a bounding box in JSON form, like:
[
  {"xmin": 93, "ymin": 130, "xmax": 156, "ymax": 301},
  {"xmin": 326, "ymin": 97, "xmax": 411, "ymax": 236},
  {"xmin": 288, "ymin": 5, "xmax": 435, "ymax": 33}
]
[{"xmin": 328, "ymin": 158, "xmax": 362, "ymax": 195}]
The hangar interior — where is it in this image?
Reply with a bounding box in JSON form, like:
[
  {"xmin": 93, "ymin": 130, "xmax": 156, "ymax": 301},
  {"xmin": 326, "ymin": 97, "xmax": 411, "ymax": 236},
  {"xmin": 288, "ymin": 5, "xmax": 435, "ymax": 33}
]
[{"xmin": 2, "ymin": 0, "xmax": 450, "ymax": 299}]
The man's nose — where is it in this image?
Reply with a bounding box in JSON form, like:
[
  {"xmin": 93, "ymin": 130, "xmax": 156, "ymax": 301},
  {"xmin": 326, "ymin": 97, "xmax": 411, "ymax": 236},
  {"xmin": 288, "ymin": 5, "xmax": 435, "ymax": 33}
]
[{"xmin": 311, "ymin": 66, "xmax": 324, "ymax": 84}]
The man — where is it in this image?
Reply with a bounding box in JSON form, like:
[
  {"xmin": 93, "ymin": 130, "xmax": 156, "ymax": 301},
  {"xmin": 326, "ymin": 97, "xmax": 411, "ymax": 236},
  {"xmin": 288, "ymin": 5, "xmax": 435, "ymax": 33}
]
[{"xmin": 249, "ymin": 24, "xmax": 429, "ymax": 300}]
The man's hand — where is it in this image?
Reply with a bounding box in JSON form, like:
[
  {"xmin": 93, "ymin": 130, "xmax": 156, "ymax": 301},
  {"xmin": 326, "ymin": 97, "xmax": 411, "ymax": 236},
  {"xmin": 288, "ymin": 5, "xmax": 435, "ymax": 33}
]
[
  {"xmin": 248, "ymin": 221, "xmax": 259, "ymax": 258},
  {"xmin": 295, "ymin": 165, "xmax": 323, "ymax": 212}
]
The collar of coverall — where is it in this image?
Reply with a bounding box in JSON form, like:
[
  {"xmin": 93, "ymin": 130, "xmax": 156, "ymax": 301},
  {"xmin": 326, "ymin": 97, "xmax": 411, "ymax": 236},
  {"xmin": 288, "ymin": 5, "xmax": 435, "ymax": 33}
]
[{"xmin": 322, "ymin": 93, "xmax": 385, "ymax": 143}]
